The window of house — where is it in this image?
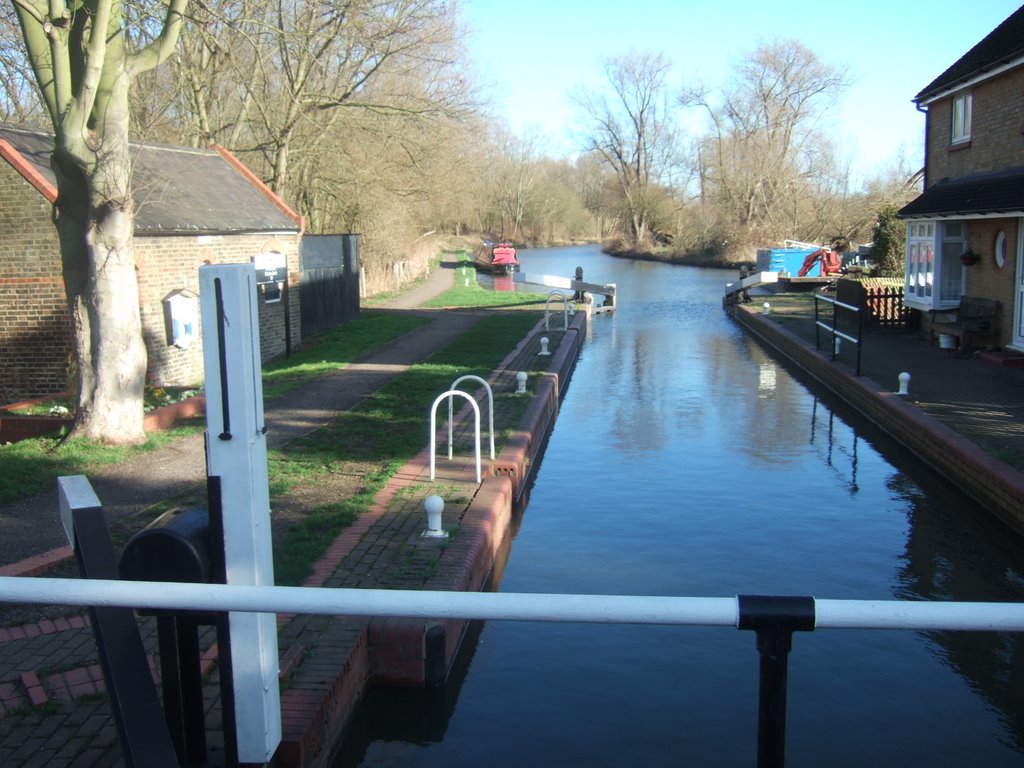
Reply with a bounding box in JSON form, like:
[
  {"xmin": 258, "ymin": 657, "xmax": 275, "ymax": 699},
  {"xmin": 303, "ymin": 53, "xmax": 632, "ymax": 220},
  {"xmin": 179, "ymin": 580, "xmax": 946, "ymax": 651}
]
[
  {"xmin": 905, "ymin": 220, "xmax": 963, "ymax": 309},
  {"xmin": 994, "ymin": 230, "xmax": 1007, "ymax": 269},
  {"xmin": 939, "ymin": 222, "xmax": 965, "ymax": 302},
  {"xmin": 951, "ymin": 92, "xmax": 972, "ymax": 144}
]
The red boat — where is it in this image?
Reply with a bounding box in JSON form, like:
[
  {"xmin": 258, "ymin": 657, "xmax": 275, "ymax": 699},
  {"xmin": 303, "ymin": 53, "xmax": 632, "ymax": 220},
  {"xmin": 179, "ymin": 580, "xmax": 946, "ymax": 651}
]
[{"xmin": 473, "ymin": 242, "xmax": 519, "ymax": 275}]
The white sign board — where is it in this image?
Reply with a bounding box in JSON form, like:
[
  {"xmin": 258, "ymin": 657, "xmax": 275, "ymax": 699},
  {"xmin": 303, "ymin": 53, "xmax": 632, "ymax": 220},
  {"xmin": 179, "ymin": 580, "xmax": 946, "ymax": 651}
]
[{"xmin": 199, "ymin": 263, "xmax": 281, "ymax": 763}]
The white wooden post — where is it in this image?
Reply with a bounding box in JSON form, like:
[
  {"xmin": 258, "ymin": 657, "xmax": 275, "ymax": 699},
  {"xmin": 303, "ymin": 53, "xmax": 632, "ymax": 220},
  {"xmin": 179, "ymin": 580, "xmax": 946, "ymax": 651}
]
[{"xmin": 199, "ymin": 263, "xmax": 281, "ymax": 763}]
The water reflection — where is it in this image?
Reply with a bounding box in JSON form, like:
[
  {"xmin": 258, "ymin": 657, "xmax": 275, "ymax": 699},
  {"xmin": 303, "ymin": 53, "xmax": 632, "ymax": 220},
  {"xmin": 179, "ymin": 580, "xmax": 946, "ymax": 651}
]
[
  {"xmin": 895, "ymin": 480, "xmax": 1024, "ymax": 752},
  {"xmin": 338, "ymin": 246, "xmax": 1024, "ymax": 766},
  {"xmin": 809, "ymin": 399, "xmax": 860, "ymax": 495}
]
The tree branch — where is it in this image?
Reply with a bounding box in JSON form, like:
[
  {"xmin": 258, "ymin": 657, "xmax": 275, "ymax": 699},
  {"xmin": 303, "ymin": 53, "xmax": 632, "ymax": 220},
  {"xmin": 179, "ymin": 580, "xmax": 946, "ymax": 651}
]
[{"xmin": 127, "ymin": 0, "xmax": 189, "ymax": 76}]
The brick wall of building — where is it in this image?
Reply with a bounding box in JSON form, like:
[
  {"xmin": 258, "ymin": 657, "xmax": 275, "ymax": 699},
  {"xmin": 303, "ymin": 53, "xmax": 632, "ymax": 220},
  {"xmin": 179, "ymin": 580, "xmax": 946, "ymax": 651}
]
[
  {"xmin": 1, "ymin": 158, "xmax": 303, "ymax": 402},
  {"xmin": 0, "ymin": 162, "xmax": 71, "ymax": 404},
  {"xmin": 926, "ymin": 68, "xmax": 1024, "ymax": 184},
  {"xmin": 964, "ymin": 217, "xmax": 1018, "ymax": 347},
  {"xmin": 135, "ymin": 233, "xmax": 302, "ymax": 387}
]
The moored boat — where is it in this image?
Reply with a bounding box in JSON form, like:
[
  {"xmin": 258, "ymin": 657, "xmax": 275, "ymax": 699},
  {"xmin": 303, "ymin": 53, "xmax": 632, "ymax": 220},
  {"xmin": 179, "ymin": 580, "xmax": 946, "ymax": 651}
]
[{"xmin": 473, "ymin": 241, "xmax": 519, "ymax": 275}]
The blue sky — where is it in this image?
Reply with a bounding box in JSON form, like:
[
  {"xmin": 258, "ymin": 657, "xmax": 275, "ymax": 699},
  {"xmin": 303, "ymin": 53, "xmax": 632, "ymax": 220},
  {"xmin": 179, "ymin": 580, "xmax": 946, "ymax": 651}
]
[{"xmin": 461, "ymin": 0, "xmax": 1023, "ymax": 182}]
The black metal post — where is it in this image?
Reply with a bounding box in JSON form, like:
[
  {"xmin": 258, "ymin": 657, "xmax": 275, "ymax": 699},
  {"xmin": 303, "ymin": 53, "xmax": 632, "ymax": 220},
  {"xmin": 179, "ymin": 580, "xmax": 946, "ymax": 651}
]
[
  {"xmin": 813, "ymin": 296, "xmax": 821, "ymax": 350},
  {"xmin": 831, "ymin": 299, "xmax": 839, "ymax": 362},
  {"xmin": 737, "ymin": 595, "xmax": 816, "ymax": 768},
  {"xmin": 156, "ymin": 615, "xmax": 208, "ymax": 766},
  {"xmin": 855, "ymin": 299, "xmax": 864, "ymax": 376},
  {"xmin": 71, "ymin": 504, "xmax": 179, "ymax": 768},
  {"xmin": 207, "ymin": 474, "xmax": 240, "ymax": 768}
]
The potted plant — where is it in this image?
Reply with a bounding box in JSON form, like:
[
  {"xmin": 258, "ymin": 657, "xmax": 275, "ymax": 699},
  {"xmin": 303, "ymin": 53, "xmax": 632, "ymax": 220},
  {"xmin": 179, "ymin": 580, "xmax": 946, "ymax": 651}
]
[{"xmin": 960, "ymin": 249, "xmax": 980, "ymax": 266}]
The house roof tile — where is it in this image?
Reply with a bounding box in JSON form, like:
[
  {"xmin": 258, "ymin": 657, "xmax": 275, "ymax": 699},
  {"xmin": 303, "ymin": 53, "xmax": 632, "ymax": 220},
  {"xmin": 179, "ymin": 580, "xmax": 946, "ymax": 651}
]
[
  {"xmin": 915, "ymin": 5, "xmax": 1024, "ymax": 103},
  {"xmin": 898, "ymin": 166, "xmax": 1024, "ymax": 218},
  {"xmin": 0, "ymin": 123, "xmax": 301, "ymax": 235}
]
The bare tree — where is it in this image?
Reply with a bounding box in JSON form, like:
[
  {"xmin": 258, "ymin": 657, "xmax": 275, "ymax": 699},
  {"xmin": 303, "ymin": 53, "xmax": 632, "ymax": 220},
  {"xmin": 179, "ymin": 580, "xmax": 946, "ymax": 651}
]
[
  {"xmin": 0, "ymin": 4, "xmax": 44, "ymax": 122},
  {"xmin": 682, "ymin": 40, "xmax": 849, "ymax": 252},
  {"xmin": 12, "ymin": 0, "xmax": 187, "ymax": 443},
  {"xmin": 575, "ymin": 50, "xmax": 677, "ymax": 247},
  {"xmin": 486, "ymin": 129, "xmax": 541, "ymax": 240}
]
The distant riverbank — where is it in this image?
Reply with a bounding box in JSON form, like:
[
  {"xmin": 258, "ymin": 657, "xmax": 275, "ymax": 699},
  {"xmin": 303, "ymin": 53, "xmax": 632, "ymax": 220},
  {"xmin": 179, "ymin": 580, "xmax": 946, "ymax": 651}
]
[{"xmin": 604, "ymin": 242, "xmax": 755, "ymax": 270}]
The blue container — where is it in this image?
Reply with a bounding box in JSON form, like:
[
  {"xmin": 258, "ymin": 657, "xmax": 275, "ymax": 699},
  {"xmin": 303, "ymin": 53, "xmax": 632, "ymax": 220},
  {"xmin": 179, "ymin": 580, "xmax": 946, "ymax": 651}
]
[{"xmin": 756, "ymin": 247, "xmax": 819, "ymax": 277}]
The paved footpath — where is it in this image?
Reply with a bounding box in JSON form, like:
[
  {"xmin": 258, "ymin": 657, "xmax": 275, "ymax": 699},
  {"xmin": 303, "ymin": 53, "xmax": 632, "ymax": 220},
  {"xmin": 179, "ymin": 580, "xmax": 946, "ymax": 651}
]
[
  {"xmin": 0, "ymin": 251, "xmax": 553, "ymax": 767},
  {"xmin": 0, "ymin": 255, "xmax": 478, "ymax": 571}
]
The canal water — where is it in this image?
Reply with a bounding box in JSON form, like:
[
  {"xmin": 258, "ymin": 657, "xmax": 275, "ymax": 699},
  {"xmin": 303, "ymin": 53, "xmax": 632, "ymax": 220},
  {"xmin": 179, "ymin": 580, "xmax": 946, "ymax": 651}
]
[{"xmin": 335, "ymin": 245, "xmax": 1024, "ymax": 767}]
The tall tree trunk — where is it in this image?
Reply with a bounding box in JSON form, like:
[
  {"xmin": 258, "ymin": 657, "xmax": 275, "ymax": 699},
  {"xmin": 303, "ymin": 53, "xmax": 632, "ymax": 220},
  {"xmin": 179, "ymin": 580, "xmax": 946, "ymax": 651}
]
[
  {"xmin": 14, "ymin": 0, "xmax": 186, "ymax": 445},
  {"xmin": 53, "ymin": 78, "xmax": 147, "ymax": 444}
]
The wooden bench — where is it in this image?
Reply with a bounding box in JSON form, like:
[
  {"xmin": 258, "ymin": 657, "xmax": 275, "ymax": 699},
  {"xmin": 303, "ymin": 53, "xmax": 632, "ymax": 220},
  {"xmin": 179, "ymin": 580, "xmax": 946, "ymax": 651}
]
[{"xmin": 929, "ymin": 296, "xmax": 1000, "ymax": 354}]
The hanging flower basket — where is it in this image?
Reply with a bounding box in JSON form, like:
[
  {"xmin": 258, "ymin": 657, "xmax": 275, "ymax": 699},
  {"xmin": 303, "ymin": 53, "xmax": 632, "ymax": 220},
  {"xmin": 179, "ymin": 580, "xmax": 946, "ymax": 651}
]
[{"xmin": 960, "ymin": 250, "xmax": 980, "ymax": 266}]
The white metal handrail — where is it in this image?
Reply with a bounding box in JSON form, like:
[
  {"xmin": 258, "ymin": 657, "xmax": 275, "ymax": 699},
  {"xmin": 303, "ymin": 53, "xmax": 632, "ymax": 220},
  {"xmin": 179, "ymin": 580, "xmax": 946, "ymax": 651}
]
[
  {"xmin": 448, "ymin": 375, "xmax": 495, "ymax": 461},
  {"xmin": 429, "ymin": 390, "xmax": 481, "ymax": 483},
  {"xmin": 3, "ymin": 576, "xmax": 1023, "ymax": 632},
  {"xmin": 545, "ymin": 290, "xmax": 570, "ymax": 331}
]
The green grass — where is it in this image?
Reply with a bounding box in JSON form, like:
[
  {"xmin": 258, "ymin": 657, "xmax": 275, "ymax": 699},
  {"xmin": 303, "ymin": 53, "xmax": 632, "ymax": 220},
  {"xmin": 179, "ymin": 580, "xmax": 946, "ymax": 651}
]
[
  {"xmin": 0, "ymin": 278, "xmax": 546, "ymax": 586},
  {"xmin": 262, "ymin": 313, "xmax": 428, "ymax": 398},
  {"xmin": 0, "ymin": 422, "xmax": 204, "ymax": 504},
  {"xmin": 270, "ymin": 310, "xmax": 543, "ymax": 583},
  {"xmin": 0, "ymin": 313, "xmax": 427, "ymax": 504},
  {"xmin": 273, "ymin": 464, "xmax": 399, "ymax": 586},
  {"xmin": 421, "ymin": 263, "xmax": 549, "ymax": 309}
]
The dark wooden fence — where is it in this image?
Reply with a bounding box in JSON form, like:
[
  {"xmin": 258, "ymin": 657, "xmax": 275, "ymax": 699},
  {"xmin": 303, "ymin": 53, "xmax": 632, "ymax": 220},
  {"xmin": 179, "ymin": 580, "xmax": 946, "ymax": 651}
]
[
  {"xmin": 300, "ymin": 234, "xmax": 360, "ymax": 339},
  {"xmin": 836, "ymin": 279, "xmax": 910, "ymax": 329}
]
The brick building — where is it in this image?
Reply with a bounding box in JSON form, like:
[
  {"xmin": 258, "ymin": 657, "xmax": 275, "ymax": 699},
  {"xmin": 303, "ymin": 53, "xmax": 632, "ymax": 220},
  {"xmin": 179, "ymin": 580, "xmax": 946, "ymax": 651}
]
[
  {"xmin": 899, "ymin": 6, "xmax": 1024, "ymax": 351},
  {"xmin": 0, "ymin": 124, "xmax": 304, "ymax": 404}
]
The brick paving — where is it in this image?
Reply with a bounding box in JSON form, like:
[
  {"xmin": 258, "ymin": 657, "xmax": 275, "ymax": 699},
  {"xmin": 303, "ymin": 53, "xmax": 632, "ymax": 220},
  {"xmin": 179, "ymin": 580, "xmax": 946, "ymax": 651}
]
[
  {"xmin": 740, "ymin": 292, "xmax": 1024, "ymax": 467},
  {"xmin": 0, "ymin": 250, "xmax": 582, "ymax": 766}
]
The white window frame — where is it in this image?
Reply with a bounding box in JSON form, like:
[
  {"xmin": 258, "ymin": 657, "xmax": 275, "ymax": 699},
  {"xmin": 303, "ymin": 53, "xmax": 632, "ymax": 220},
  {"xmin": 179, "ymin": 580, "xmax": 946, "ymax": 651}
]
[
  {"xmin": 952, "ymin": 92, "xmax": 972, "ymax": 144},
  {"xmin": 904, "ymin": 219, "xmax": 963, "ymax": 311}
]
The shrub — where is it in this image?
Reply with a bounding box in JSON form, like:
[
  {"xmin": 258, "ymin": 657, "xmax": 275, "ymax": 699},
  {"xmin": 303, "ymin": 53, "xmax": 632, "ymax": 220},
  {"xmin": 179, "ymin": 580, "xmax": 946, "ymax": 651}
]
[{"xmin": 872, "ymin": 206, "xmax": 905, "ymax": 278}]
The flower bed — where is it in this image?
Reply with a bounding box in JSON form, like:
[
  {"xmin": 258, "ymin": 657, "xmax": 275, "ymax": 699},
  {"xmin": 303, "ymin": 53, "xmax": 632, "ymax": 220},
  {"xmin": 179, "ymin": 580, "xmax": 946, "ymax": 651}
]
[{"xmin": 0, "ymin": 388, "xmax": 205, "ymax": 444}]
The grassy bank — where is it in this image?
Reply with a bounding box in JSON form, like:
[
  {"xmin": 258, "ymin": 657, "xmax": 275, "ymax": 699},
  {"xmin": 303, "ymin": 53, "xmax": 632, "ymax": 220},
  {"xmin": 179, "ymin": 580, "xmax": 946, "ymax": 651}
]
[
  {"xmin": 0, "ymin": 314, "xmax": 429, "ymax": 504},
  {"xmin": 0, "ymin": 268, "xmax": 551, "ymax": 588},
  {"xmin": 271, "ymin": 309, "xmax": 544, "ymax": 585}
]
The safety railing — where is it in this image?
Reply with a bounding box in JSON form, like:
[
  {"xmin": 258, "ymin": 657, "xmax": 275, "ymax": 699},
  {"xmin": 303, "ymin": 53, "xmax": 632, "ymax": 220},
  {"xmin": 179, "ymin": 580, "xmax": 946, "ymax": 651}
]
[
  {"xmin": 813, "ymin": 293, "xmax": 863, "ymax": 375},
  {"xmin": 429, "ymin": 389, "xmax": 481, "ymax": 483},
  {"xmin": 3, "ymin": 575, "xmax": 1022, "ymax": 768},
  {"xmin": 545, "ymin": 290, "xmax": 571, "ymax": 330},
  {"xmin": 448, "ymin": 375, "xmax": 495, "ymax": 461}
]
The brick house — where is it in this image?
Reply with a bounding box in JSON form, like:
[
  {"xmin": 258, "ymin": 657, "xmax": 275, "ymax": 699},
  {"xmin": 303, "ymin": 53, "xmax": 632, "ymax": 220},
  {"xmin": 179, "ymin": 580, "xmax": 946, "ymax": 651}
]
[
  {"xmin": 898, "ymin": 6, "xmax": 1024, "ymax": 351},
  {"xmin": 0, "ymin": 124, "xmax": 304, "ymax": 404}
]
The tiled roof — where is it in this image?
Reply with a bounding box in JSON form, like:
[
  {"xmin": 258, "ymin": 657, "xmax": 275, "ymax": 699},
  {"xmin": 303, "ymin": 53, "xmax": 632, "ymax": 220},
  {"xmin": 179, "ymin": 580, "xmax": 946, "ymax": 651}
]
[
  {"xmin": 0, "ymin": 123, "xmax": 301, "ymax": 235},
  {"xmin": 898, "ymin": 166, "xmax": 1024, "ymax": 218},
  {"xmin": 915, "ymin": 5, "xmax": 1024, "ymax": 103}
]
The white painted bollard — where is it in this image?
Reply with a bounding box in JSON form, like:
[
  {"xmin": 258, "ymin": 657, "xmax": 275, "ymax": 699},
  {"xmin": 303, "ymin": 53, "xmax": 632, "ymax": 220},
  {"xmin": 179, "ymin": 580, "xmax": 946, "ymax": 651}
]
[
  {"xmin": 897, "ymin": 372, "xmax": 911, "ymax": 396},
  {"xmin": 539, "ymin": 337, "xmax": 551, "ymax": 356},
  {"xmin": 465, "ymin": 278, "xmax": 469, "ymax": 287},
  {"xmin": 516, "ymin": 371, "xmax": 528, "ymax": 394},
  {"xmin": 762, "ymin": 302, "xmax": 771, "ymax": 315},
  {"xmin": 422, "ymin": 495, "xmax": 448, "ymax": 539}
]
